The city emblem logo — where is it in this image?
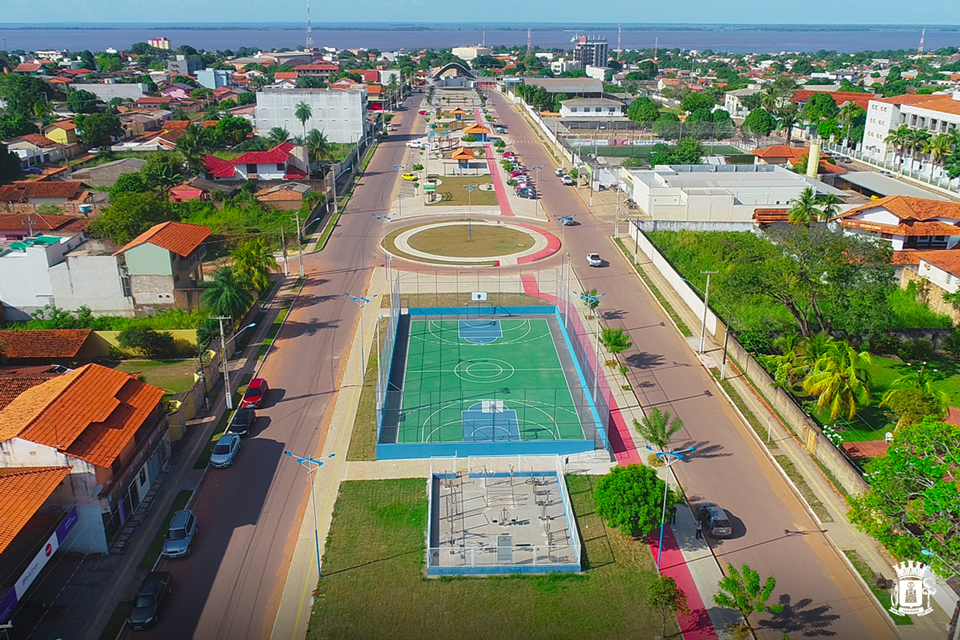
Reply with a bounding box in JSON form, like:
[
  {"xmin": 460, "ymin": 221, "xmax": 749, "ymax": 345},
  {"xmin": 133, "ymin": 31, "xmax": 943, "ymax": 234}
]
[{"xmin": 890, "ymin": 560, "xmax": 936, "ymax": 617}]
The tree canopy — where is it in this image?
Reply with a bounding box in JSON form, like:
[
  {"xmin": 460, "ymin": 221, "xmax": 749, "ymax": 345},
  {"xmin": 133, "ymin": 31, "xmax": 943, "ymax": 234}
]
[
  {"xmin": 74, "ymin": 113, "xmax": 122, "ymax": 148},
  {"xmin": 594, "ymin": 464, "xmax": 677, "ymax": 537},
  {"xmin": 88, "ymin": 192, "xmax": 177, "ymax": 244}
]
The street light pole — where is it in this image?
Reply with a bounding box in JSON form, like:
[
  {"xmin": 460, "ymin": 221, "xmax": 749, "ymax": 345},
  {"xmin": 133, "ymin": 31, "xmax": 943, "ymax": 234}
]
[
  {"xmin": 532, "ymin": 165, "xmax": 543, "ymax": 218},
  {"xmin": 284, "ymin": 452, "xmax": 335, "ymax": 578},
  {"xmin": 394, "ymin": 165, "xmax": 405, "ymax": 217},
  {"xmin": 293, "ymin": 212, "xmax": 305, "ymax": 277},
  {"xmin": 698, "ymin": 270, "xmax": 718, "ymax": 354},
  {"xmin": 646, "ymin": 445, "xmax": 696, "ymax": 571},
  {"xmin": 346, "ymin": 293, "xmax": 378, "ymax": 373},
  {"xmin": 213, "ymin": 317, "xmax": 257, "ymax": 410}
]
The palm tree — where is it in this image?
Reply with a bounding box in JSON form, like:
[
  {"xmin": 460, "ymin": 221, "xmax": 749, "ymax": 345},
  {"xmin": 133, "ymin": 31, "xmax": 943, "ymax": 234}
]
[
  {"xmin": 387, "ymin": 75, "xmax": 401, "ymax": 109},
  {"xmin": 802, "ymin": 342, "xmax": 872, "ymax": 421},
  {"xmin": 266, "ymin": 127, "xmax": 290, "ymax": 146},
  {"xmin": 879, "ymin": 362, "xmax": 948, "ymax": 423},
  {"xmin": 202, "ymin": 267, "xmax": 253, "ymax": 318},
  {"xmin": 922, "ymin": 133, "xmax": 953, "ymax": 182},
  {"xmin": 633, "ymin": 408, "xmax": 684, "ymax": 451},
  {"xmin": 818, "ymin": 193, "xmax": 843, "ymax": 220},
  {"xmin": 713, "ymin": 564, "xmax": 783, "ymax": 637},
  {"xmin": 788, "ymin": 187, "xmax": 820, "ymax": 225},
  {"xmin": 305, "ymin": 128, "xmax": 332, "ymax": 164},
  {"xmin": 884, "ymin": 125, "xmax": 912, "ymax": 168},
  {"xmin": 837, "ymin": 102, "xmax": 862, "ymax": 147},
  {"xmin": 906, "ymin": 128, "xmax": 931, "ymax": 166},
  {"xmin": 776, "ymin": 107, "xmax": 800, "ymax": 146},
  {"xmin": 176, "ymin": 125, "xmax": 212, "ymax": 176},
  {"xmin": 231, "ymin": 238, "xmax": 279, "ymax": 293},
  {"xmin": 294, "ymin": 101, "xmax": 312, "ymax": 138}
]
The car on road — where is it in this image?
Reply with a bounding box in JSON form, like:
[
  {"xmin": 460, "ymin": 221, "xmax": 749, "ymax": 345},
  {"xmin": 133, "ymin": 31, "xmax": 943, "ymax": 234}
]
[
  {"xmin": 559, "ymin": 216, "xmax": 576, "ymax": 226},
  {"xmin": 228, "ymin": 408, "xmax": 256, "ymax": 437},
  {"xmin": 127, "ymin": 571, "xmax": 172, "ymax": 630},
  {"xmin": 406, "ymin": 140, "xmax": 428, "ymax": 149},
  {"xmin": 503, "ymin": 152, "xmax": 516, "ymax": 158},
  {"xmin": 510, "ymin": 170, "xmax": 526, "ymax": 177},
  {"xmin": 162, "ymin": 510, "xmax": 199, "ymax": 558},
  {"xmin": 401, "ymin": 173, "xmax": 418, "ymax": 181},
  {"xmin": 561, "ymin": 175, "xmax": 575, "ymax": 186},
  {"xmin": 555, "ymin": 168, "xmax": 565, "ymax": 176},
  {"xmin": 418, "ymin": 110, "xmax": 427, "ymax": 115},
  {"xmin": 240, "ymin": 377, "xmax": 269, "ymax": 409},
  {"xmin": 697, "ymin": 503, "xmax": 733, "ymax": 538},
  {"xmin": 586, "ymin": 253, "xmax": 602, "ymax": 267},
  {"xmin": 209, "ymin": 433, "xmax": 241, "ymax": 468}
]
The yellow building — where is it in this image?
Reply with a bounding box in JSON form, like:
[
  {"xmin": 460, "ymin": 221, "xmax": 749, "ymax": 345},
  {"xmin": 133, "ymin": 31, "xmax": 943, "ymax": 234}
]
[{"xmin": 43, "ymin": 120, "xmax": 78, "ymax": 145}]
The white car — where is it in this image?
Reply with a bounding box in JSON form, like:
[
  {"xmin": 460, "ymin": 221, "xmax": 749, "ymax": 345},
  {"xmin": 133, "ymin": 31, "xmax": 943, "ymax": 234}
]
[
  {"xmin": 586, "ymin": 253, "xmax": 602, "ymax": 267},
  {"xmin": 406, "ymin": 140, "xmax": 428, "ymax": 149},
  {"xmin": 554, "ymin": 168, "xmax": 565, "ymax": 176},
  {"xmin": 561, "ymin": 175, "xmax": 575, "ymax": 186}
]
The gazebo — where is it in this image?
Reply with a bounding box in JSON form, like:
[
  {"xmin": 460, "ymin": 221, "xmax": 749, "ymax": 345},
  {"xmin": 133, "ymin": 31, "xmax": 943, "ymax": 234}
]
[
  {"xmin": 462, "ymin": 122, "xmax": 490, "ymax": 142},
  {"xmin": 450, "ymin": 106, "xmax": 468, "ymax": 122},
  {"xmin": 451, "ymin": 147, "xmax": 475, "ymax": 169},
  {"xmin": 443, "ymin": 147, "xmax": 487, "ymax": 175}
]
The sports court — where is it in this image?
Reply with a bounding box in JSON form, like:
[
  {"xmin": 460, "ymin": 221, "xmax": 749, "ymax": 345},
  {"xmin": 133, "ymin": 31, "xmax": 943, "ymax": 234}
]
[{"xmin": 388, "ymin": 316, "xmax": 589, "ymax": 445}]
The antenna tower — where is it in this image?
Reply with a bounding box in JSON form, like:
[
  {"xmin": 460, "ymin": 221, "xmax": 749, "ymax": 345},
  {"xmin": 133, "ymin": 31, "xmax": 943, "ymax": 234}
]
[
  {"xmin": 482, "ymin": 26, "xmax": 486, "ymax": 47},
  {"xmin": 617, "ymin": 24, "xmax": 622, "ymax": 60},
  {"xmin": 527, "ymin": 28, "xmax": 532, "ymax": 55},
  {"xmin": 654, "ymin": 36, "xmax": 659, "ymax": 62},
  {"xmin": 918, "ymin": 27, "xmax": 925, "ymax": 56},
  {"xmin": 305, "ymin": 0, "xmax": 315, "ymax": 51}
]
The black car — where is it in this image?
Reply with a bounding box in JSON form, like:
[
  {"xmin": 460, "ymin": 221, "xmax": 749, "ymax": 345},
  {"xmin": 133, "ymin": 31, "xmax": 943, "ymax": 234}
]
[
  {"xmin": 517, "ymin": 189, "xmax": 537, "ymax": 200},
  {"xmin": 127, "ymin": 571, "xmax": 171, "ymax": 630},
  {"xmin": 697, "ymin": 502, "xmax": 733, "ymax": 538},
  {"xmin": 228, "ymin": 408, "xmax": 256, "ymax": 437}
]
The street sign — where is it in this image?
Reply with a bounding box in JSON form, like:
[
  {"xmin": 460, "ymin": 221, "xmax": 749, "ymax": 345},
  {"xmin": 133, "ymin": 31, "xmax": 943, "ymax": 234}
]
[{"xmin": 471, "ymin": 292, "xmax": 487, "ymax": 301}]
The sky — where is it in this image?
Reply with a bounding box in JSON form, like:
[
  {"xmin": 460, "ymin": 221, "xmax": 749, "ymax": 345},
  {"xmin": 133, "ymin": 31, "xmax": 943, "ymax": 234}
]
[{"xmin": 3, "ymin": 0, "xmax": 960, "ymax": 25}]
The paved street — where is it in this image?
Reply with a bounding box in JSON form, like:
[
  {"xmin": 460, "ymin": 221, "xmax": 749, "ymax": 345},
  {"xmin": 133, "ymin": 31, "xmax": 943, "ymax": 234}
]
[
  {"xmin": 123, "ymin": 96, "xmax": 419, "ymax": 640},
  {"xmin": 487, "ymin": 90, "xmax": 898, "ymax": 640}
]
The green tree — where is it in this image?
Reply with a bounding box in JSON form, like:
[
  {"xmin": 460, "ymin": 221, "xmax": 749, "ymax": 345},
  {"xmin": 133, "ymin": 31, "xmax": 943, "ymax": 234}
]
[
  {"xmin": 802, "ymin": 341, "xmax": 872, "ymax": 420},
  {"xmin": 627, "ymin": 97, "xmax": 660, "ymax": 128},
  {"xmin": 742, "ymin": 108, "xmax": 775, "ymax": 137},
  {"xmin": 74, "ymin": 113, "xmax": 122, "ymax": 148},
  {"xmin": 787, "ymin": 187, "xmax": 820, "ymax": 225},
  {"xmin": 711, "ymin": 109, "xmax": 735, "ymax": 139},
  {"xmin": 202, "ymin": 267, "xmax": 253, "ymax": 318},
  {"xmin": 231, "ymin": 238, "xmax": 278, "ymax": 294},
  {"xmin": 848, "ymin": 418, "xmax": 960, "ymax": 578},
  {"xmin": 672, "ymin": 138, "xmax": 704, "ymax": 164},
  {"xmin": 600, "ymin": 327, "xmax": 633, "ymax": 355},
  {"xmin": 818, "ymin": 193, "xmax": 842, "ymax": 220},
  {"xmin": 713, "ymin": 563, "xmax": 783, "ymax": 633},
  {"xmin": 141, "ymin": 153, "xmax": 185, "ymax": 190},
  {"xmin": 802, "ymin": 93, "xmax": 839, "ymax": 133},
  {"xmin": 117, "ymin": 327, "xmax": 177, "ymax": 358},
  {"xmin": 213, "ymin": 116, "xmax": 253, "ymax": 147},
  {"xmin": 879, "ymin": 362, "xmax": 948, "ymax": 428},
  {"xmin": 109, "ymin": 172, "xmax": 149, "ymax": 198},
  {"xmin": 88, "ymin": 192, "xmax": 176, "ymax": 244},
  {"xmin": 922, "ymin": 134, "xmax": 954, "ymax": 182},
  {"xmin": 680, "ymin": 91, "xmax": 714, "ymax": 113},
  {"xmin": 648, "ymin": 575, "xmax": 690, "ymax": 639},
  {"xmin": 685, "ymin": 108, "xmax": 715, "ymax": 139},
  {"xmin": 67, "ymin": 88, "xmax": 100, "ymax": 114},
  {"xmin": 0, "ymin": 74, "xmax": 54, "ymax": 121},
  {"xmin": 776, "ymin": 106, "xmax": 801, "ymax": 146},
  {"xmin": 884, "ymin": 124, "xmax": 912, "ymax": 168},
  {"xmin": 633, "ymin": 407, "xmax": 684, "ymax": 451},
  {"xmin": 304, "ymin": 129, "xmax": 332, "ymax": 165},
  {"xmin": 0, "ymin": 142, "xmax": 21, "ymax": 182},
  {"xmin": 838, "ymin": 102, "xmax": 866, "ymax": 146},
  {"xmin": 267, "ymin": 127, "xmax": 290, "ymax": 146},
  {"xmin": 0, "ymin": 113, "xmax": 37, "ymax": 139},
  {"xmin": 294, "ymin": 101, "xmax": 312, "ymax": 138},
  {"xmin": 96, "ymin": 52, "xmax": 123, "ymax": 73},
  {"xmin": 791, "ymin": 60, "xmax": 814, "ymax": 75},
  {"xmin": 594, "ymin": 464, "xmax": 676, "ymax": 537},
  {"xmin": 176, "ymin": 125, "xmax": 214, "ymax": 176},
  {"xmin": 653, "ymin": 113, "xmax": 681, "ymax": 140}
]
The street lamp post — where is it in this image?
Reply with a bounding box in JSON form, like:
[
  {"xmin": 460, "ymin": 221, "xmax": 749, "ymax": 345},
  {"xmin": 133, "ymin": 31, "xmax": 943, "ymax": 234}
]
[
  {"xmin": 293, "ymin": 211, "xmax": 305, "ymax": 277},
  {"xmin": 345, "ymin": 293, "xmax": 378, "ymax": 372},
  {"xmin": 212, "ymin": 318, "xmax": 257, "ymax": 410},
  {"xmin": 283, "ymin": 452, "xmax": 335, "ymax": 577},
  {"xmin": 921, "ymin": 549, "xmax": 960, "ymax": 577},
  {"xmin": 531, "ymin": 165, "xmax": 543, "ymax": 218},
  {"xmin": 394, "ymin": 165, "xmax": 405, "ymax": 216},
  {"xmin": 698, "ymin": 270, "xmax": 718, "ymax": 354},
  {"xmin": 463, "ymin": 185, "xmax": 476, "ymax": 241},
  {"xmin": 646, "ymin": 445, "xmax": 696, "ymax": 571}
]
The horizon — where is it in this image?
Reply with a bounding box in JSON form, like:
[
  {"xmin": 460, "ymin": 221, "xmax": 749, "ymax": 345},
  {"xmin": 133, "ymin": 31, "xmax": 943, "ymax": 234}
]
[{"xmin": 3, "ymin": 21, "xmax": 960, "ymax": 28}]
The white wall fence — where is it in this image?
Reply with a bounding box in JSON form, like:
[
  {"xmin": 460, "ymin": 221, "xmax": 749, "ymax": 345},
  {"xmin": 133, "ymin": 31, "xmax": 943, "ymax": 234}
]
[{"xmin": 824, "ymin": 142, "xmax": 960, "ymax": 198}]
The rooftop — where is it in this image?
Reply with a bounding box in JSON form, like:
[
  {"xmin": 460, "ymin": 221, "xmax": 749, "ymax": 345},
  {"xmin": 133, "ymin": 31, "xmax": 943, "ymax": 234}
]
[
  {"xmin": 115, "ymin": 221, "xmax": 210, "ymax": 257},
  {"xmin": 0, "ymin": 466, "xmax": 72, "ymax": 555},
  {"xmin": 0, "ymin": 181, "xmax": 85, "ymax": 203},
  {"xmin": 523, "ymin": 77, "xmax": 603, "ymax": 93},
  {"xmin": 839, "ymin": 172, "xmax": 950, "ymax": 200},
  {"xmin": 0, "ymin": 329, "xmax": 93, "ymax": 360},
  {"xmin": 921, "ymin": 251, "xmax": 960, "ymax": 277},
  {"xmin": 560, "ymin": 97, "xmax": 624, "ymax": 107},
  {"xmin": 836, "ymin": 195, "xmax": 960, "ymax": 222}
]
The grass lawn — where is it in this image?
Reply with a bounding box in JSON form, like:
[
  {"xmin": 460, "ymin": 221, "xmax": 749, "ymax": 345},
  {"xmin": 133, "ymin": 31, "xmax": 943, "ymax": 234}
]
[
  {"xmin": 427, "ymin": 175, "xmax": 497, "ymax": 207},
  {"xmin": 406, "ymin": 224, "xmax": 534, "ymax": 258},
  {"xmin": 346, "ymin": 354, "xmax": 379, "ymax": 461},
  {"xmin": 113, "ymin": 360, "xmax": 197, "ymax": 394},
  {"xmin": 843, "ymin": 550, "xmax": 911, "ymax": 625},
  {"xmin": 138, "ymin": 489, "xmax": 194, "ymax": 570},
  {"xmin": 574, "ymin": 144, "xmax": 743, "ymax": 158},
  {"xmin": 307, "ymin": 476, "xmax": 668, "ymax": 640}
]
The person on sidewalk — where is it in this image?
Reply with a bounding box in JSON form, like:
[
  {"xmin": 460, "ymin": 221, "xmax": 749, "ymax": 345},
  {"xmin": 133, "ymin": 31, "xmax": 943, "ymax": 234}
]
[
  {"xmin": 695, "ymin": 520, "xmax": 703, "ymax": 540},
  {"xmin": 669, "ymin": 506, "xmax": 677, "ymax": 525}
]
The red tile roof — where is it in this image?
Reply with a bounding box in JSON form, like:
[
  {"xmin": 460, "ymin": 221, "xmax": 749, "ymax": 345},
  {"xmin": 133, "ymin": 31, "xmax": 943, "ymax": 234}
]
[
  {"xmin": 753, "ymin": 208, "xmax": 790, "ymax": 224},
  {"xmin": 48, "ymin": 120, "xmax": 77, "ymax": 131},
  {"xmin": 0, "ymin": 370, "xmax": 63, "ymax": 410},
  {"xmin": 0, "ymin": 213, "xmax": 88, "ymax": 234},
  {"xmin": 0, "ymin": 330, "xmax": 93, "ymax": 360},
  {"xmin": 870, "ymin": 93, "xmax": 936, "ymax": 106},
  {"xmin": 841, "ymin": 219, "xmax": 960, "ymax": 237},
  {"xmin": 791, "ymin": 90, "xmax": 874, "ymax": 110},
  {"xmin": 0, "ymin": 181, "xmax": 85, "ymax": 203},
  {"xmin": 14, "ymin": 63, "xmax": 42, "ymax": 73},
  {"xmin": 920, "ymin": 250, "xmax": 960, "ymax": 277},
  {"xmin": 273, "ymin": 71, "xmax": 298, "ymax": 80},
  {"xmin": 203, "ymin": 142, "xmax": 296, "ymax": 177},
  {"xmin": 114, "ymin": 221, "xmax": 210, "ymax": 257},
  {"xmin": 13, "ymin": 133, "xmax": 61, "ymax": 148},
  {"xmin": 835, "ymin": 195, "xmax": 960, "ymax": 222},
  {"xmin": 0, "ymin": 364, "xmax": 165, "ymax": 468},
  {"xmin": 0, "ymin": 466, "xmax": 72, "ymax": 555},
  {"xmin": 294, "ymin": 63, "xmax": 338, "ymax": 71}
]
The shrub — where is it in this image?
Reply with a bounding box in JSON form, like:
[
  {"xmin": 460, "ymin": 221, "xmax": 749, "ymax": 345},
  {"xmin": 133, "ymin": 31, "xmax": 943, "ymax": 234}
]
[
  {"xmin": 738, "ymin": 330, "xmax": 775, "ymax": 355},
  {"xmin": 869, "ymin": 332, "xmax": 901, "ymax": 355},
  {"xmin": 461, "ymin": 134, "xmax": 477, "ymax": 142},
  {"xmin": 506, "ymin": 178, "xmax": 517, "ymax": 186},
  {"xmin": 117, "ymin": 327, "xmax": 177, "ymax": 358},
  {"xmin": 897, "ymin": 337, "xmax": 935, "ymax": 362}
]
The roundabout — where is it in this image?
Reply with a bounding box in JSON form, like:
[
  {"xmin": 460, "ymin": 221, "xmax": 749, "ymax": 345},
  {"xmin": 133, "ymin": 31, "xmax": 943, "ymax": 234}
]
[{"xmin": 381, "ymin": 219, "xmax": 561, "ymax": 267}]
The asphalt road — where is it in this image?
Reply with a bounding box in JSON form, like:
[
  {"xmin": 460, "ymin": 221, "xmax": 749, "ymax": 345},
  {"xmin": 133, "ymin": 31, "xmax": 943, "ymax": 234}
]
[
  {"xmin": 127, "ymin": 96, "xmax": 418, "ymax": 640},
  {"xmin": 486, "ymin": 90, "xmax": 897, "ymax": 640}
]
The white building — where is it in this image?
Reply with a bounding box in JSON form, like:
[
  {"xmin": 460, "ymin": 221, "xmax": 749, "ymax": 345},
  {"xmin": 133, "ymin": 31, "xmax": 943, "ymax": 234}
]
[
  {"xmin": 862, "ymin": 92, "xmax": 960, "ymax": 162},
  {"xmin": 559, "ymin": 98, "xmax": 623, "ymax": 118},
  {"xmin": 451, "ymin": 45, "xmax": 491, "ymax": 62},
  {"xmin": 584, "ymin": 65, "xmax": 610, "ymax": 81},
  {"xmin": 256, "ymin": 88, "xmax": 369, "ymax": 144},
  {"xmin": 724, "ymin": 86, "xmax": 763, "ymax": 120},
  {"xmin": 621, "ymin": 165, "xmax": 845, "ymax": 222},
  {"xmin": 832, "ymin": 195, "xmax": 960, "ymax": 254},
  {"xmin": 71, "ymin": 82, "xmax": 149, "ymax": 102},
  {"xmin": 550, "ymin": 58, "xmax": 581, "ymax": 75},
  {"xmin": 918, "ymin": 253, "xmax": 960, "ymax": 294},
  {"xmin": 148, "ymin": 37, "xmax": 171, "ymax": 50}
]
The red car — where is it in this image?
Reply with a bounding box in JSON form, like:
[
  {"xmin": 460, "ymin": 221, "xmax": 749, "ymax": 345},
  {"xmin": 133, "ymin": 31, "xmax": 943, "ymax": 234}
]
[
  {"xmin": 418, "ymin": 110, "xmax": 427, "ymax": 115},
  {"xmin": 240, "ymin": 378, "xmax": 269, "ymax": 408},
  {"xmin": 503, "ymin": 152, "xmax": 516, "ymax": 158},
  {"xmin": 510, "ymin": 170, "xmax": 526, "ymax": 177}
]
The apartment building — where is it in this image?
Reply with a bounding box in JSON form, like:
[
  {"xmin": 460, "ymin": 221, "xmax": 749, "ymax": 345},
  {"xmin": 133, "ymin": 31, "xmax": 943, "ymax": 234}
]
[{"xmin": 862, "ymin": 91, "xmax": 960, "ymax": 161}]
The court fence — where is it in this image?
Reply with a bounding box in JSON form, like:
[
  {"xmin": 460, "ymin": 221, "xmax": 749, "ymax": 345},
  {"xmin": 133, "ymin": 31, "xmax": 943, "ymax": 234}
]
[{"xmin": 374, "ymin": 268, "xmax": 402, "ymax": 445}]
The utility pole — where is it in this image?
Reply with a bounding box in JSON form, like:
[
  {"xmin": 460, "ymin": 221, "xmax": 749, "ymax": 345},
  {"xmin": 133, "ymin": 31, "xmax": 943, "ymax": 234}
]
[
  {"xmin": 698, "ymin": 270, "xmax": 718, "ymax": 354},
  {"xmin": 214, "ymin": 316, "xmax": 234, "ymax": 410},
  {"xmin": 293, "ymin": 212, "xmax": 305, "ymax": 277}
]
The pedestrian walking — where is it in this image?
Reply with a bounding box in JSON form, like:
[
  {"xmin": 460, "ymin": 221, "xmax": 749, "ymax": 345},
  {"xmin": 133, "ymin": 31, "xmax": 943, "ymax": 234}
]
[
  {"xmin": 695, "ymin": 520, "xmax": 703, "ymax": 540},
  {"xmin": 669, "ymin": 506, "xmax": 677, "ymax": 525}
]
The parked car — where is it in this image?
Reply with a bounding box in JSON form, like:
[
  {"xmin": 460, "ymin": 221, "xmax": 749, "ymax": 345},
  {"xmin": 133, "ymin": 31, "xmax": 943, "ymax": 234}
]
[
  {"xmin": 561, "ymin": 175, "xmax": 575, "ymax": 186},
  {"xmin": 161, "ymin": 510, "xmax": 198, "ymax": 558},
  {"xmin": 503, "ymin": 152, "xmax": 516, "ymax": 158},
  {"xmin": 697, "ymin": 503, "xmax": 733, "ymax": 538},
  {"xmin": 228, "ymin": 408, "xmax": 256, "ymax": 437},
  {"xmin": 586, "ymin": 253, "xmax": 602, "ymax": 267},
  {"xmin": 517, "ymin": 189, "xmax": 537, "ymax": 200},
  {"xmin": 510, "ymin": 170, "xmax": 526, "ymax": 177},
  {"xmin": 401, "ymin": 173, "xmax": 418, "ymax": 181},
  {"xmin": 209, "ymin": 433, "xmax": 241, "ymax": 468},
  {"xmin": 127, "ymin": 571, "xmax": 172, "ymax": 630},
  {"xmin": 555, "ymin": 168, "xmax": 565, "ymax": 176},
  {"xmin": 240, "ymin": 378, "xmax": 269, "ymax": 409},
  {"xmin": 418, "ymin": 110, "xmax": 427, "ymax": 115}
]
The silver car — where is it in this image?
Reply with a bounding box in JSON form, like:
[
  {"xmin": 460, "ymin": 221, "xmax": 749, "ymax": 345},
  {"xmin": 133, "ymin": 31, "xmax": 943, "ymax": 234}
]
[
  {"xmin": 161, "ymin": 510, "xmax": 198, "ymax": 558},
  {"xmin": 586, "ymin": 253, "xmax": 602, "ymax": 267},
  {"xmin": 210, "ymin": 433, "xmax": 241, "ymax": 468}
]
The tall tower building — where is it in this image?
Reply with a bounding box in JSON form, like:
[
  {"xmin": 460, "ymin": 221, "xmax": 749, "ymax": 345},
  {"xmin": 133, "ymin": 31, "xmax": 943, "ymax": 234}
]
[{"xmin": 573, "ymin": 35, "xmax": 608, "ymax": 68}]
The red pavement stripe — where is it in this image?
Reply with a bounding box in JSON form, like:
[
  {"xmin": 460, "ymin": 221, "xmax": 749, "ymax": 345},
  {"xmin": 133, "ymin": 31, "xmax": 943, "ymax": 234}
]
[
  {"xmin": 519, "ymin": 273, "xmax": 719, "ymax": 640},
  {"xmin": 515, "ymin": 224, "xmax": 560, "ymax": 264},
  {"xmin": 484, "ymin": 143, "xmax": 514, "ymax": 217}
]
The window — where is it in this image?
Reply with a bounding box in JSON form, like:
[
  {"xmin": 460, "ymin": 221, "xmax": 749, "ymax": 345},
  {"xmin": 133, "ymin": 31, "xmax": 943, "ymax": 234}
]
[
  {"xmin": 139, "ymin": 468, "xmax": 147, "ymax": 485},
  {"xmin": 276, "ymin": 163, "xmax": 285, "ymax": 171},
  {"xmin": 246, "ymin": 163, "xmax": 257, "ymax": 174}
]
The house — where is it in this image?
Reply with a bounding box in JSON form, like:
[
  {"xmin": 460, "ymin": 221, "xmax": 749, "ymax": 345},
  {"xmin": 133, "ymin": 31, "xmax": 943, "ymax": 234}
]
[
  {"xmin": 70, "ymin": 157, "xmax": 148, "ymax": 188},
  {"xmin": 203, "ymin": 142, "xmax": 310, "ymax": 181},
  {"xmin": 724, "ymin": 86, "xmax": 763, "ymax": 119},
  {"xmin": 254, "ymin": 182, "xmax": 311, "ymax": 210},
  {"xmin": 559, "ymin": 98, "xmax": 624, "ymax": 118},
  {"xmin": 0, "ymin": 363, "xmax": 170, "ymax": 553},
  {"xmin": 523, "ymin": 77, "xmax": 603, "ymax": 98},
  {"xmin": 167, "ymin": 176, "xmax": 239, "ymax": 203},
  {"xmin": 0, "ymin": 366, "xmax": 66, "ymax": 410},
  {"xmin": 366, "ymin": 84, "xmax": 385, "ymax": 111},
  {"xmin": 167, "ymin": 55, "xmax": 203, "ymax": 76},
  {"xmin": 357, "ymin": 69, "xmax": 380, "ymax": 84},
  {"xmin": 43, "ymin": 120, "xmax": 78, "ymax": 145},
  {"xmin": 273, "ymin": 71, "xmax": 299, "ymax": 83},
  {"xmin": 0, "ymin": 330, "xmax": 101, "ymax": 365},
  {"xmin": 13, "ymin": 62, "xmax": 43, "ymax": 76},
  {"xmin": 443, "ymin": 147, "xmax": 486, "ymax": 175},
  {"xmin": 751, "ymin": 145, "xmax": 848, "ymax": 177},
  {"xmin": 159, "ymin": 83, "xmax": 195, "ymax": 100},
  {"xmin": 0, "ymin": 181, "xmax": 88, "ymax": 207},
  {"xmin": 70, "ymin": 82, "xmax": 149, "ymax": 103},
  {"xmin": 790, "ymin": 90, "xmax": 874, "ymax": 111},
  {"xmin": 255, "ymin": 88, "xmax": 370, "ymax": 143},
  {"xmin": 0, "ymin": 212, "xmax": 88, "ymax": 241},
  {"xmin": 196, "ymin": 69, "xmax": 233, "ymax": 90},
  {"xmin": 908, "ymin": 251, "xmax": 960, "ymax": 323},
  {"xmin": 114, "ymin": 221, "xmax": 210, "ymax": 314},
  {"xmin": 293, "ymin": 63, "xmax": 338, "ymax": 80},
  {"xmin": 831, "ymin": 195, "xmax": 960, "ymax": 273},
  {"xmin": 212, "ymin": 87, "xmax": 244, "ymax": 103},
  {"xmin": 3, "ymin": 134, "xmax": 74, "ymax": 168}
]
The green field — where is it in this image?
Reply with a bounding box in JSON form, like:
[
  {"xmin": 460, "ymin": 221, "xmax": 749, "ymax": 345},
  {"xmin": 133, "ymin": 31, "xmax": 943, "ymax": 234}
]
[
  {"xmin": 307, "ymin": 477, "xmax": 668, "ymax": 640},
  {"xmin": 399, "ymin": 318, "xmax": 585, "ymax": 443},
  {"xmin": 573, "ymin": 144, "xmax": 746, "ymax": 159}
]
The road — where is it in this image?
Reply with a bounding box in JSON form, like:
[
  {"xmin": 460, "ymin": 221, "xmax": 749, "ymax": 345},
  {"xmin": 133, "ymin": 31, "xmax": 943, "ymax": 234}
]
[
  {"xmin": 128, "ymin": 96, "xmax": 418, "ymax": 640},
  {"xmin": 487, "ymin": 90, "xmax": 897, "ymax": 640}
]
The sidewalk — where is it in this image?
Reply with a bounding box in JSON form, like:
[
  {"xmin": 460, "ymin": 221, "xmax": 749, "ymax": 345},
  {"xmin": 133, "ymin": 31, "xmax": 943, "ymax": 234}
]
[
  {"xmin": 46, "ymin": 277, "xmax": 301, "ymax": 640},
  {"xmin": 612, "ymin": 235, "xmax": 952, "ymax": 639}
]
